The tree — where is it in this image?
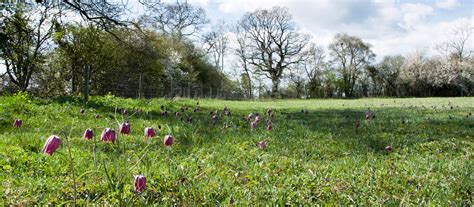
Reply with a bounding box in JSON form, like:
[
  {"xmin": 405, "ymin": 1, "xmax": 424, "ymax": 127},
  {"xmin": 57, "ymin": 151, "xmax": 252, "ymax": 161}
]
[
  {"xmin": 328, "ymin": 33, "xmax": 375, "ymax": 98},
  {"xmin": 377, "ymin": 55, "xmax": 404, "ymax": 96},
  {"xmin": 436, "ymin": 22, "xmax": 473, "ymax": 62},
  {"xmin": 1, "ymin": 5, "xmax": 59, "ymax": 91},
  {"xmin": 299, "ymin": 44, "xmax": 327, "ymax": 98},
  {"xmin": 203, "ymin": 20, "xmax": 229, "ymax": 71},
  {"xmin": 234, "ymin": 26, "xmax": 253, "ymax": 98},
  {"xmin": 237, "ymin": 6, "xmax": 309, "ymax": 97},
  {"xmin": 142, "ymin": 0, "xmax": 209, "ymax": 40}
]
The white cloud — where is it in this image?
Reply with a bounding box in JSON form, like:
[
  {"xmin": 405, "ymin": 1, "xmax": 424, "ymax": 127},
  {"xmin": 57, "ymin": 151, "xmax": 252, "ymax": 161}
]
[
  {"xmin": 399, "ymin": 3, "xmax": 434, "ymax": 30},
  {"xmin": 435, "ymin": 0, "xmax": 460, "ymax": 10}
]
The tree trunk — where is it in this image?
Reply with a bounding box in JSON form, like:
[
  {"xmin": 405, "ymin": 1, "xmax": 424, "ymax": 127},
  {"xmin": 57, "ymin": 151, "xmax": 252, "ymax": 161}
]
[{"xmin": 271, "ymin": 77, "xmax": 280, "ymax": 98}]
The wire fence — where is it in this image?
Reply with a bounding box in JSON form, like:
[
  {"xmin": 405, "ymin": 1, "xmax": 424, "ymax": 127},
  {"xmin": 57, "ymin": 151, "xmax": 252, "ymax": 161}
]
[{"xmin": 0, "ymin": 72, "xmax": 251, "ymax": 100}]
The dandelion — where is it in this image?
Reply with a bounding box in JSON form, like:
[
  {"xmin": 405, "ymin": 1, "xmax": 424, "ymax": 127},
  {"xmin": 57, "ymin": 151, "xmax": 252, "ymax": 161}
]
[{"xmin": 42, "ymin": 135, "xmax": 61, "ymax": 155}]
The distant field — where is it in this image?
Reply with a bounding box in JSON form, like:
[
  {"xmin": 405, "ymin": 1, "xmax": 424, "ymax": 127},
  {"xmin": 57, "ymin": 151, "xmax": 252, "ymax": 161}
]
[{"xmin": 0, "ymin": 94, "xmax": 472, "ymax": 205}]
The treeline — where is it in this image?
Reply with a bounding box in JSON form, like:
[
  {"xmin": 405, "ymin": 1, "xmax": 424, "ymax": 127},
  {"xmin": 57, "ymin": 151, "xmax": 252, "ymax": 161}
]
[{"xmin": 0, "ymin": 2, "xmax": 472, "ymax": 99}]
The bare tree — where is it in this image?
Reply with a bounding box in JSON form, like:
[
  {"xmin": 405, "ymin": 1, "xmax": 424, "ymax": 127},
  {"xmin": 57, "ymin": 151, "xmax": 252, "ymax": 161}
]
[
  {"xmin": 203, "ymin": 20, "xmax": 229, "ymax": 71},
  {"xmin": 142, "ymin": 0, "xmax": 209, "ymax": 40},
  {"xmin": 436, "ymin": 22, "xmax": 473, "ymax": 62},
  {"xmin": 234, "ymin": 26, "xmax": 253, "ymax": 98},
  {"xmin": 328, "ymin": 33, "xmax": 375, "ymax": 97},
  {"xmin": 299, "ymin": 43, "xmax": 327, "ymax": 97},
  {"xmin": 237, "ymin": 6, "xmax": 309, "ymax": 97}
]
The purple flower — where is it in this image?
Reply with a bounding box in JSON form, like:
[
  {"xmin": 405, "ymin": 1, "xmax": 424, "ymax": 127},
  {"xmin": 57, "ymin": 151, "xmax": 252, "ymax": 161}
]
[
  {"xmin": 83, "ymin": 128, "xmax": 93, "ymax": 140},
  {"xmin": 144, "ymin": 127, "xmax": 156, "ymax": 139},
  {"xmin": 42, "ymin": 135, "xmax": 61, "ymax": 155},
  {"xmin": 13, "ymin": 119, "xmax": 22, "ymax": 128},
  {"xmin": 101, "ymin": 128, "xmax": 116, "ymax": 143},
  {"xmin": 120, "ymin": 122, "xmax": 131, "ymax": 135},
  {"xmin": 164, "ymin": 134, "xmax": 174, "ymax": 147},
  {"xmin": 134, "ymin": 174, "xmax": 146, "ymax": 193}
]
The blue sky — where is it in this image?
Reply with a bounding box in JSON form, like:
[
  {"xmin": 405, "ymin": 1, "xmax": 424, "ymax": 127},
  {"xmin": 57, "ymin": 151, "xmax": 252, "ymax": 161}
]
[
  {"xmin": 171, "ymin": 0, "xmax": 473, "ymax": 59},
  {"xmin": 1, "ymin": 0, "xmax": 472, "ymax": 75}
]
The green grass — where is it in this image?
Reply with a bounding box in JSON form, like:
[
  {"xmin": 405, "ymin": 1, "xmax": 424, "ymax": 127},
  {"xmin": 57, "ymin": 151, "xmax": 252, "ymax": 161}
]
[{"xmin": 0, "ymin": 93, "xmax": 473, "ymax": 205}]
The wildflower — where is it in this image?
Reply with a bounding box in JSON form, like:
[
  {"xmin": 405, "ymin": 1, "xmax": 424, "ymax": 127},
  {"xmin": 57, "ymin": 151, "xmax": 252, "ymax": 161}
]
[
  {"xmin": 101, "ymin": 128, "xmax": 116, "ymax": 143},
  {"xmin": 247, "ymin": 113, "xmax": 254, "ymax": 121},
  {"xmin": 164, "ymin": 135, "xmax": 173, "ymax": 147},
  {"xmin": 120, "ymin": 122, "xmax": 131, "ymax": 135},
  {"xmin": 42, "ymin": 135, "xmax": 61, "ymax": 155},
  {"xmin": 144, "ymin": 127, "xmax": 156, "ymax": 139},
  {"xmin": 266, "ymin": 121, "xmax": 273, "ymax": 131},
  {"xmin": 267, "ymin": 108, "xmax": 273, "ymax": 116},
  {"xmin": 255, "ymin": 115, "xmax": 261, "ymax": 123},
  {"xmin": 251, "ymin": 121, "xmax": 257, "ymax": 129},
  {"xmin": 134, "ymin": 174, "xmax": 146, "ymax": 193},
  {"xmin": 211, "ymin": 114, "xmax": 218, "ymax": 126},
  {"xmin": 13, "ymin": 119, "xmax": 22, "ymax": 128},
  {"xmin": 83, "ymin": 128, "xmax": 93, "ymax": 140},
  {"xmin": 257, "ymin": 141, "xmax": 267, "ymax": 149}
]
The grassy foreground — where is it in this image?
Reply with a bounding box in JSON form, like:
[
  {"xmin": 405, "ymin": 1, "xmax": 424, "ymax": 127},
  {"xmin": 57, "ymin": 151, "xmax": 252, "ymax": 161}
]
[{"xmin": 0, "ymin": 93, "xmax": 472, "ymax": 205}]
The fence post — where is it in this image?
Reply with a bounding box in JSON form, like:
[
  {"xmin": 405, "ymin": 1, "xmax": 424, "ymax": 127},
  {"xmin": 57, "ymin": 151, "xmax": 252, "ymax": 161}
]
[
  {"xmin": 138, "ymin": 73, "xmax": 143, "ymax": 99},
  {"xmin": 83, "ymin": 65, "xmax": 90, "ymax": 103}
]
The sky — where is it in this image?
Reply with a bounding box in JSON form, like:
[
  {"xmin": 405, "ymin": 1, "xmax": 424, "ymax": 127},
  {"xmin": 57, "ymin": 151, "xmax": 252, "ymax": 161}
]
[
  {"xmin": 1, "ymin": 0, "xmax": 473, "ymax": 75},
  {"xmin": 168, "ymin": 0, "xmax": 473, "ymax": 60}
]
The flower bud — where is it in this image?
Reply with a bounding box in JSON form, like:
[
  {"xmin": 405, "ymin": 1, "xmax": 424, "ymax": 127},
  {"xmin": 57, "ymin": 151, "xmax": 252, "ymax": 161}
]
[
  {"xmin": 144, "ymin": 127, "xmax": 156, "ymax": 138},
  {"xmin": 257, "ymin": 141, "xmax": 267, "ymax": 149},
  {"xmin": 251, "ymin": 121, "xmax": 257, "ymax": 129},
  {"xmin": 134, "ymin": 174, "xmax": 146, "ymax": 193},
  {"xmin": 101, "ymin": 128, "xmax": 116, "ymax": 143},
  {"xmin": 42, "ymin": 135, "xmax": 61, "ymax": 155},
  {"xmin": 120, "ymin": 122, "xmax": 131, "ymax": 135},
  {"xmin": 13, "ymin": 119, "xmax": 22, "ymax": 128},
  {"xmin": 266, "ymin": 121, "xmax": 273, "ymax": 131},
  {"xmin": 164, "ymin": 134, "xmax": 173, "ymax": 147},
  {"xmin": 83, "ymin": 128, "xmax": 93, "ymax": 140}
]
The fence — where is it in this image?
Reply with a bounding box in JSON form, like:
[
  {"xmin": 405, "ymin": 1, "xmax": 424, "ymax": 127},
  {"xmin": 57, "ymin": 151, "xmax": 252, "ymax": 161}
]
[{"xmin": 83, "ymin": 71, "xmax": 249, "ymax": 100}]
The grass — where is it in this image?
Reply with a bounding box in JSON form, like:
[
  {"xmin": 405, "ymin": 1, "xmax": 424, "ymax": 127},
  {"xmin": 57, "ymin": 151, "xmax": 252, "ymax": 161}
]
[{"xmin": 0, "ymin": 93, "xmax": 472, "ymax": 205}]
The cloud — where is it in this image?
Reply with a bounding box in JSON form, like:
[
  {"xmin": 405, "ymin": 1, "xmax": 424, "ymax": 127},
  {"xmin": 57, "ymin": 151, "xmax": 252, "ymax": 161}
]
[
  {"xmin": 190, "ymin": 0, "xmax": 470, "ymax": 62},
  {"xmin": 435, "ymin": 0, "xmax": 460, "ymax": 10},
  {"xmin": 399, "ymin": 3, "xmax": 434, "ymax": 30}
]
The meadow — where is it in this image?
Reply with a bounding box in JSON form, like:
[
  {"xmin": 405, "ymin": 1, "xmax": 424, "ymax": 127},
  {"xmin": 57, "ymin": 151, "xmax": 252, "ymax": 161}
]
[{"xmin": 0, "ymin": 93, "xmax": 472, "ymax": 205}]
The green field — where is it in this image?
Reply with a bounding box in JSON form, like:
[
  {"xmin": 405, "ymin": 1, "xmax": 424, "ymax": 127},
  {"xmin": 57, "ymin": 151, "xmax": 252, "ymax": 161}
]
[{"xmin": 0, "ymin": 93, "xmax": 473, "ymax": 205}]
